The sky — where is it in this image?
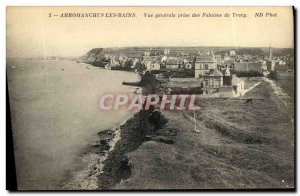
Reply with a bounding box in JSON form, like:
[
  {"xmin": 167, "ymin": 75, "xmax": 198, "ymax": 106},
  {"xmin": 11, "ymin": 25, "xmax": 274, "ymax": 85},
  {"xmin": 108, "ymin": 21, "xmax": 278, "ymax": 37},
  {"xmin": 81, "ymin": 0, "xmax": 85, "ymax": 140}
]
[{"xmin": 7, "ymin": 6, "xmax": 294, "ymax": 58}]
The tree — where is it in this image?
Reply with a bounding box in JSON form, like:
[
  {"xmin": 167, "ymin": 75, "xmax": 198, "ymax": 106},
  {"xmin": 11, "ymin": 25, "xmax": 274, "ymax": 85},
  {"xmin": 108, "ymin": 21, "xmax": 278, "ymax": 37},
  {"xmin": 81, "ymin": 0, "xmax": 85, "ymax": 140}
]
[
  {"xmin": 268, "ymin": 71, "xmax": 278, "ymax": 81},
  {"xmin": 140, "ymin": 72, "xmax": 158, "ymax": 94}
]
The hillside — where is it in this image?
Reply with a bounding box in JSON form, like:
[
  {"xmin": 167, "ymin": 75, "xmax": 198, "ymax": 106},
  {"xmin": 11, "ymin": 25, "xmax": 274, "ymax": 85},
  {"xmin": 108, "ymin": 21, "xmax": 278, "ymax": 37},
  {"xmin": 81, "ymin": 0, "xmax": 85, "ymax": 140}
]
[
  {"xmin": 78, "ymin": 46, "xmax": 292, "ymax": 64},
  {"xmin": 99, "ymin": 80, "xmax": 294, "ymax": 190}
]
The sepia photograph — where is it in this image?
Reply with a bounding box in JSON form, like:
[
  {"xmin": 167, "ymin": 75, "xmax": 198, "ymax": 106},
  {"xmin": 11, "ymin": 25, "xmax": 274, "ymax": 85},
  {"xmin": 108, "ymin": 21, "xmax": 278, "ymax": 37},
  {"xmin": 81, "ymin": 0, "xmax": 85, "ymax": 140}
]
[{"xmin": 6, "ymin": 6, "xmax": 295, "ymax": 190}]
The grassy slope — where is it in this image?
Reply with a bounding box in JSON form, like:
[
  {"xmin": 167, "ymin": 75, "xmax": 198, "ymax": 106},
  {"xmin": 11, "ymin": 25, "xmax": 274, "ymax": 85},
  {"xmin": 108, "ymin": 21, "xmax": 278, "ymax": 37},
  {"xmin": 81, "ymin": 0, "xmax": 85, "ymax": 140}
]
[{"xmin": 115, "ymin": 81, "xmax": 294, "ymax": 189}]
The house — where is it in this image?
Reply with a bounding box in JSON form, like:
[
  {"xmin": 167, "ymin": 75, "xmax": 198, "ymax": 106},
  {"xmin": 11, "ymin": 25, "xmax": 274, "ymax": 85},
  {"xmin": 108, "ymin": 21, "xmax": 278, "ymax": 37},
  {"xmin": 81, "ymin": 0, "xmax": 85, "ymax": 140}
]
[
  {"xmin": 144, "ymin": 51, "xmax": 151, "ymax": 56},
  {"xmin": 146, "ymin": 60, "xmax": 160, "ymax": 71},
  {"xmin": 229, "ymin": 49, "xmax": 236, "ymax": 56},
  {"xmin": 194, "ymin": 54, "xmax": 217, "ymax": 78},
  {"xmin": 143, "ymin": 55, "xmax": 154, "ymax": 62},
  {"xmin": 223, "ymin": 66, "xmax": 231, "ymax": 76},
  {"xmin": 185, "ymin": 63, "xmax": 192, "ymax": 69},
  {"xmin": 165, "ymin": 58, "xmax": 180, "ymax": 70},
  {"xmin": 164, "ymin": 49, "xmax": 170, "ymax": 55},
  {"xmin": 261, "ymin": 64, "xmax": 269, "ymax": 76},
  {"xmin": 202, "ymin": 69, "xmax": 223, "ymax": 94},
  {"xmin": 219, "ymin": 74, "xmax": 244, "ymax": 97},
  {"xmin": 214, "ymin": 55, "xmax": 222, "ymax": 64},
  {"xmin": 231, "ymin": 75, "xmax": 245, "ymax": 97},
  {"xmin": 266, "ymin": 60, "xmax": 276, "ymax": 71}
]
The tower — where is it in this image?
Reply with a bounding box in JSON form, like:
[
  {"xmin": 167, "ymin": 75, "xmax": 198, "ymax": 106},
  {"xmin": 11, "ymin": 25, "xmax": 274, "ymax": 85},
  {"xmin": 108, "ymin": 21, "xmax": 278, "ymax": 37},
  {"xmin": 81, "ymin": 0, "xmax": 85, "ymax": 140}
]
[{"xmin": 269, "ymin": 44, "xmax": 273, "ymax": 60}]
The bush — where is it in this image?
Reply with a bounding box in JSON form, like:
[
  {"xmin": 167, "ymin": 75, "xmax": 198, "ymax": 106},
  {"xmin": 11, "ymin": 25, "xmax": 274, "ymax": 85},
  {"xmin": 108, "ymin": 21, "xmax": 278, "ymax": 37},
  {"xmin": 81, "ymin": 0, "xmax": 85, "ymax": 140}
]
[
  {"xmin": 167, "ymin": 87, "xmax": 203, "ymax": 95},
  {"xmin": 172, "ymin": 70, "xmax": 195, "ymax": 78},
  {"xmin": 234, "ymin": 71, "xmax": 263, "ymax": 77},
  {"xmin": 140, "ymin": 72, "xmax": 158, "ymax": 94},
  {"xmin": 268, "ymin": 71, "xmax": 278, "ymax": 81}
]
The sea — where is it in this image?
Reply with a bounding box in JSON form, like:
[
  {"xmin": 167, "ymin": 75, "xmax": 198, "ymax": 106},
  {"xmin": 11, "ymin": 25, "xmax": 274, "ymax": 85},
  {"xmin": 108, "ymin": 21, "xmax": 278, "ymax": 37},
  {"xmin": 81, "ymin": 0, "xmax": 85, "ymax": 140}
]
[{"xmin": 7, "ymin": 59, "xmax": 140, "ymax": 190}]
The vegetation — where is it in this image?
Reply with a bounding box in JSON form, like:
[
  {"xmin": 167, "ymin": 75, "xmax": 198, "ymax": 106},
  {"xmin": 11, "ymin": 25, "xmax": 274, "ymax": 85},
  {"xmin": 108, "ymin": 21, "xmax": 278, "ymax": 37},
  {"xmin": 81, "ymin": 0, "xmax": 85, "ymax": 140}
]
[
  {"xmin": 113, "ymin": 82, "xmax": 294, "ymax": 189},
  {"xmin": 273, "ymin": 48, "xmax": 294, "ymax": 57},
  {"xmin": 234, "ymin": 71, "xmax": 263, "ymax": 77},
  {"xmin": 171, "ymin": 70, "xmax": 195, "ymax": 78},
  {"xmin": 162, "ymin": 71, "xmax": 175, "ymax": 78},
  {"xmin": 124, "ymin": 59, "xmax": 134, "ymax": 68},
  {"xmin": 135, "ymin": 62, "xmax": 146, "ymax": 72},
  {"xmin": 98, "ymin": 110, "xmax": 168, "ymax": 189},
  {"xmin": 236, "ymin": 48, "xmax": 265, "ymax": 56},
  {"xmin": 140, "ymin": 72, "xmax": 159, "ymax": 94},
  {"xmin": 268, "ymin": 71, "xmax": 278, "ymax": 81},
  {"xmin": 215, "ymin": 48, "xmax": 265, "ymax": 56},
  {"xmin": 168, "ymin": 86, "xmax": 203, "ymax": 95},
  {"xmin": 111, "ymin": 66, "xmax": 133, "ymax": 71}
]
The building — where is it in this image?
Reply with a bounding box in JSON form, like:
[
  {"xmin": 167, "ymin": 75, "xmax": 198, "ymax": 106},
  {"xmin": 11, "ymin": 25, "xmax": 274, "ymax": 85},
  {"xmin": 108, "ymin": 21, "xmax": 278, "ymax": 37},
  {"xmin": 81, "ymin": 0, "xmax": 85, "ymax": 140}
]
[
  {"xmin": 202, "ymin": 69, "xmax": 223, "ymax": 94},
  {"xmin": 231, "ymin": 75, "xmax": 245, "ymax": 97},
  {"xmin": 229, "ymin": 49, "xmax": 236, "ymax": 56},
  {"xmin": 261, "ymin": 64, "xmax": 269, "ymax": 76},
  {"xmin": 185, "ymin": 63, "xmax": 192, "ymax": 69},
  {"xmin": 219, "ymin": 74, "xmax": 245, "ymax": 97},
  {"xmin": 269, "ymin": 44, "xmax": 273, "ymax": 61},
  {"xmin": 144, "ymin": 51, "xmax": 151, "ymax": 56},
  {"xmin": 266, "ymin": 60, "xmax": 276, "ymax": 71},
  {"xmin": 145, "ymin": 60, "xmax": 160, "ymax": 71},
  {"xmin": 214, "ymin": 55, "xmax": 222, "ymax": 64},
  {"xmin": 223, "ymin": 66, "xmax": 231, "ymax": 76},
  {"xmin": 194, "ymin": 54, "xmax": 217, "ymax": 78},
  {"xmin": 165, "ymin": 58, "xmax": 180, "ymax": 70},
  {"xmin": 164, "ymin": 49, "xmax": 170, "ymax": 55}
]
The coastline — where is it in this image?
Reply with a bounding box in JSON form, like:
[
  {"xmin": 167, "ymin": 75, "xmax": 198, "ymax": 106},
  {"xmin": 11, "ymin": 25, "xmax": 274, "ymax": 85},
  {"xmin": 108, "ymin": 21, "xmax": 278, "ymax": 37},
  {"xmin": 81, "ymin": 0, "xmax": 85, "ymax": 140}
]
[
  {"xmin": 97, "ymin": 109, "xmax": 167, "ymax": 189},
  {"xmin": 44, "ymin": 61, "xmax": 141, "ymax": 190},
  {"xmin": 62, "ymin": 106, "xmax": 167, "ymax": 190},
  {"xmin": 61, "ymin": 113, "xmax": 137, "ymax": 190},
  {"xmin": 59, "ymin": 63, "xmax": 149, "ymax": 190},
  {"xmin": 60, "ymin": 63, "xmax": 294, "ymax": 190}
]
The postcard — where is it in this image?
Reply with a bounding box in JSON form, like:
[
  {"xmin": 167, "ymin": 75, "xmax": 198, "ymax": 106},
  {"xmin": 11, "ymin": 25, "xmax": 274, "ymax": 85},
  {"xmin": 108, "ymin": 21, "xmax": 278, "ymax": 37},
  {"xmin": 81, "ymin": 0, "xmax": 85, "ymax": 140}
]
[{"xmin": 6, "ymin": 6, "xmax": 295, "ymax": 190}]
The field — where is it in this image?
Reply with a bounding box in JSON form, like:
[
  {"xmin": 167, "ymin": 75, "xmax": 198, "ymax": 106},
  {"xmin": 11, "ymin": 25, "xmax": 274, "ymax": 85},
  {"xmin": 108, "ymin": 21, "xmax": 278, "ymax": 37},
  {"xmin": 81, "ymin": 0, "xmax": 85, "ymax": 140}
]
[
  {"xmin": 113, "ymin": 80, "xmax": 294, "ymax": 189},
  {"xmin": 277, "ymin": 71, "xmax": 295, "ymax": 98}
]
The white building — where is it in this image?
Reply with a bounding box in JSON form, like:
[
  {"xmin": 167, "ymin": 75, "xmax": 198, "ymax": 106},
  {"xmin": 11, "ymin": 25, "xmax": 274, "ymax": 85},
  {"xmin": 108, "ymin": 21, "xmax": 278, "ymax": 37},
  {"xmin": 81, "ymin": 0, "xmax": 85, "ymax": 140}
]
[
  {"xmin": 194, "ymin": 54, "xmax": 217, "ymax": 78},
  {"xmin": 229, "ymin": 49, "xmax": 236, "ymax": 56},
  {"xmin": 146, "ymin": 60, "xmax": 160, "ymax": 71}
]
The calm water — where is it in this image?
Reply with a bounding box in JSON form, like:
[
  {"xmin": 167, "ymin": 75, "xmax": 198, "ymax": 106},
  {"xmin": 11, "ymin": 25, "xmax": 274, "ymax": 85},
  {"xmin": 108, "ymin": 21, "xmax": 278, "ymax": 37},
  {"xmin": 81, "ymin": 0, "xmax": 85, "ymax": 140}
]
[{"xmin": 7, "ymin": 59, "xmax": 140, "ymax": 190}]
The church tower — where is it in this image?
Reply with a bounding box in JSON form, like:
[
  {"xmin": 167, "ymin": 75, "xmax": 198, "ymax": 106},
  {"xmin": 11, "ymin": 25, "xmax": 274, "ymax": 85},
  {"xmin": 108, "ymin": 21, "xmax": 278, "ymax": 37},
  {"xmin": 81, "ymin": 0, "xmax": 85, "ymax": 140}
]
[{"xmin": 269, "ymin": 43, "xmax": 273, "ymax": 60}]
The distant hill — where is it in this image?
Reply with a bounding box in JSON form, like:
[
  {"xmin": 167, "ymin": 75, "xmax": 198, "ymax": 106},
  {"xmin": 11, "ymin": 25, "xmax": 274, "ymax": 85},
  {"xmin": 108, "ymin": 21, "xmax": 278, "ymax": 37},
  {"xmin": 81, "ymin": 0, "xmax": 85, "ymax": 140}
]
[{"xmin": 78, "ymin": 46, "xmax": 293, "ymax": 64}]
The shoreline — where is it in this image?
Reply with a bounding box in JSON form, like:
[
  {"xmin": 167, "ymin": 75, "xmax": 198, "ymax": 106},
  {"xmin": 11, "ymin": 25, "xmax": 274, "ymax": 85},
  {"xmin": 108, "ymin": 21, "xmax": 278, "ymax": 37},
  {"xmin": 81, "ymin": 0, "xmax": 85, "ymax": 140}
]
[
  {"xmin": 61, "ymin": 113, "xmax": 137, "ymax": 190},
  {"xmin": 62, "ymin": 62, "xmax": 295, "ymax": 190},
  {"xmin": 97, "ymin": 109, "xmax": 167, "ymax": 189},
  {"xmin": 58, "ymin": 62, "xmax": 142, "ymax": 190}
]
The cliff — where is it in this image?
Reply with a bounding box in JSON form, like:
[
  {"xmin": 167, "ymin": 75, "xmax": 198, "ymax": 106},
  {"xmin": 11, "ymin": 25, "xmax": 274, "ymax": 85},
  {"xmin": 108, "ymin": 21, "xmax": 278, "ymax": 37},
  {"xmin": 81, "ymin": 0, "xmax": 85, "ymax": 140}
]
[
  {"xmin": 78, "ymin": 48, "xmax": 105, "ymax": 64},
  {"xmin": 97, "ymin": 81, "xmax": 294, "ymax": 189}
]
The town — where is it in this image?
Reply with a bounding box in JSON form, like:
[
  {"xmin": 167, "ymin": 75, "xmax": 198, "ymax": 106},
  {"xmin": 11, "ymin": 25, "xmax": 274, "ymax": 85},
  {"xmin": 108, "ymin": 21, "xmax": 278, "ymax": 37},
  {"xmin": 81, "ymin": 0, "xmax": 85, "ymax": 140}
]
[{"xmin": 78, "ymin": 46, "xmax": 294, "ymax": 98}]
